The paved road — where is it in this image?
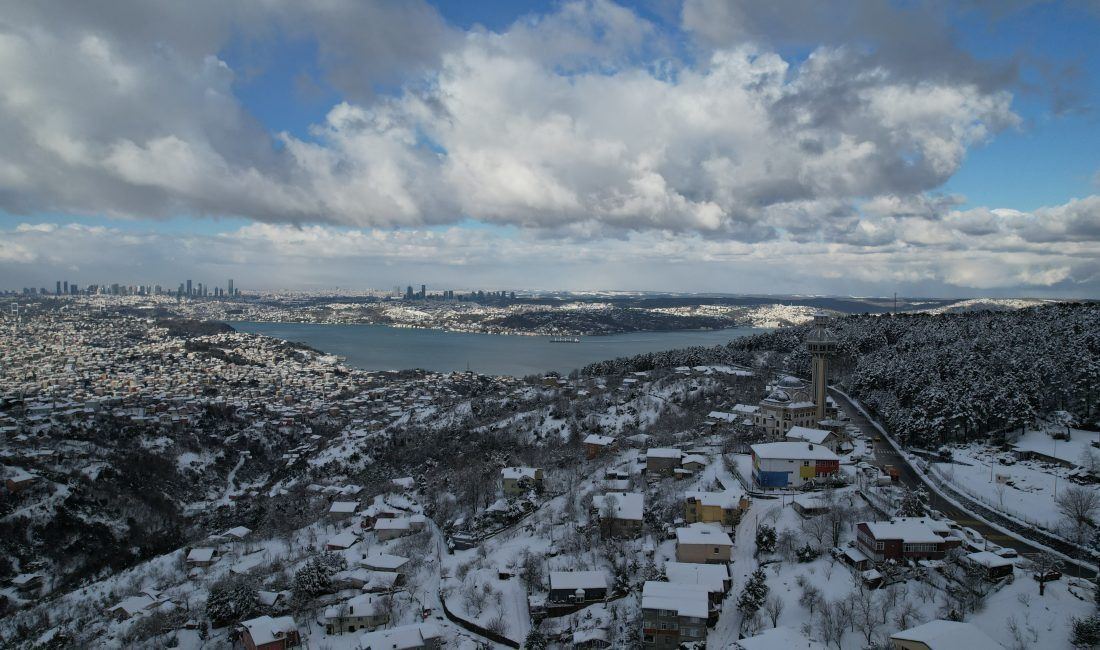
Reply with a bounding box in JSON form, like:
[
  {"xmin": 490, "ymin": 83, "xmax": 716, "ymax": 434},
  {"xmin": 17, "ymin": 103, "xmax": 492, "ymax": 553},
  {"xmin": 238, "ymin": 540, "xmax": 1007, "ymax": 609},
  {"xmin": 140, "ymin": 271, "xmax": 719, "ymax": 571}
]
[{"xmin": 827, "ymin": 388, "xmax": 1083, "ymax": 571}]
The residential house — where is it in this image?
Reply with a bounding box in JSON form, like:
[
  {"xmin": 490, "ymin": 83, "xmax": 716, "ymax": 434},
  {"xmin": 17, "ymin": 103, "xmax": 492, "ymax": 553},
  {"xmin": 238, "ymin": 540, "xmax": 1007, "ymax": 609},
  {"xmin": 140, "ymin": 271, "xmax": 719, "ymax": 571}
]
[
  {"xmin": 785, "ymin": 426, "xmax": 841, "ymax": 454},
  {"xmin": 239, "ymin": 615, "xmax": 301, "ymax": 650},
  {"xmin": 684, "ymin": 490, "xmax": 749, "ymax": 527},
  {"xmin": 326, "ymin": 531, "xmax": 359, "ymax": 550},
  {"xmin": 584, "ymin": 434, "xmax": 616, "ymax": 459},
  {"xmin": 501, "ymin": 466, "xmax": 543, "ymax": 497},
  {"xmin": 890, "ymin": 620, "xmax": 1003, "ymax": 650},
  {"xmin": 361, "ymin": 553, "xmax": 409, "ymax": 574},
  {"xmin": 646, "ymin": 448, "xmax": 682, "ymax": 478},
  {"xmin": 107, "ymin": 592, "xmax": 161, "ymax": 620},
  {"xmin": 965, "ymin": 551, "xmax": 1015, "ymax": 580},
  {"xmin": 548, "ymin": 570, "xmax": 610, "ymax": 603},
  {"xmin": 675, "ymin": 523, "xmax": 733, "ymax": 564},
  {"xmin": 5, "ymin": 469, "xmax": 37, "ymax": 493},
  {"xmin": 185, "ymin": 547, "xmax": 217, "ymax": 568},
  {"xmin": 374, "ymin": 515, "xmax": 425, "ymax": 541},
  {"xmin": 591, "ymin": 492, "xmax": 644, "ymax": 538},
  {"xmin": 856, "ymin": 518, "xmax": 962, "ymax": 562},
  {"xmin": 358, "ymin": 622, "xmax": 443, "ymax": 650},
  {"xmin": 750, "ymin": 442, "xmax": 840, "ymax": 489},
  {"xmin": 328, "ymin": 501, "xmax": 359, "ymax": 519},
  {"xmin": 641, "ymin": 581, "xmax": 709, "ymax": 649},
  {"xmin": 664, "ymin": 562, "xmax": 730, "ymax": 608},
  {"xmin": 791, "ymin": 494, "xmax": 831, "ymax": 518},
  {"xmin": 11, "ymin": 573, "xmax": 42, "ymax": 595},
  {"xmin": 324, "ymin": 593, "xmax": 389, "ymax": 635},
  {"xmin": 680, "ymin": 455, "xmax": 707, "ymax": 472}
]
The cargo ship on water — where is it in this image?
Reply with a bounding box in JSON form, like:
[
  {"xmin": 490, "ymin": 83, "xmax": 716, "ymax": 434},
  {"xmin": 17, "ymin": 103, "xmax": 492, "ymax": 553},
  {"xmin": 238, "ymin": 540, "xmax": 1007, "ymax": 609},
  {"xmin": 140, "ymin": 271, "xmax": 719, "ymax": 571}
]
[{"xmin": 548, "ymin": 336, "xmax": 581, "ymax": 343}]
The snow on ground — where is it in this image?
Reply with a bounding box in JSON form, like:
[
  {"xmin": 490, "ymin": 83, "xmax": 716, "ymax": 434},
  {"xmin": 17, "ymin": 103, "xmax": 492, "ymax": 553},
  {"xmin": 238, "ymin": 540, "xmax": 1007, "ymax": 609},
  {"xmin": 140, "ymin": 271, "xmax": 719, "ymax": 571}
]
[{"xmin": 932, "ymin": 430, "xmax": 1100, "ymax": 532}]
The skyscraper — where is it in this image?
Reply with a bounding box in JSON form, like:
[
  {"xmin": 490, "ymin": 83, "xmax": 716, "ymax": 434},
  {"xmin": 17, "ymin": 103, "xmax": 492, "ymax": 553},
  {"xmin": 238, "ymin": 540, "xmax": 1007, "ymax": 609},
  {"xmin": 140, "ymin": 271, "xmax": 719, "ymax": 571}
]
[
  {"xmin": 406, "ymin": 285, "xmax": 414, "ymax": 299},
  {"xmin": 56, "ymin": 281, "xmax": 61, "ymax": 295},
  {"xmin": 420, "ymin": 284, "xmax": 426, "ymax": 298},
  {"xmin": 186, "ymin": 279, "xmax": 192, "ymax": 296},
  {"xmin": 228, "ymin": 279, "xmax": 234, "ymax": 296}
]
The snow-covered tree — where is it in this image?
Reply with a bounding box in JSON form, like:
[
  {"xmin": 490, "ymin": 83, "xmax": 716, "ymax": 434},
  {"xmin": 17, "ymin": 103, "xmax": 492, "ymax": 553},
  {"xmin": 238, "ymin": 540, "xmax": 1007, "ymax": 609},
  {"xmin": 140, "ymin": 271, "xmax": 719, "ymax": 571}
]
[
  {"xmin": 755, "ymin": 524, "xmax": 777, "ymax": 558},
  {"xmin": 737, "ymin": 568, "xmax": 770, "ymax": 620}
]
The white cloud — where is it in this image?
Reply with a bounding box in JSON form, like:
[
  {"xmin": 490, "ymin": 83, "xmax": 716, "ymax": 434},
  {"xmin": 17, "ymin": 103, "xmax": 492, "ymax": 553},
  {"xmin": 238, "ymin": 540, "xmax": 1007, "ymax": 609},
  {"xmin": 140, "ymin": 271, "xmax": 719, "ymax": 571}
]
[{"xmin": 0, "ymin": 0, "xmax": 1020, "ymax": 241}]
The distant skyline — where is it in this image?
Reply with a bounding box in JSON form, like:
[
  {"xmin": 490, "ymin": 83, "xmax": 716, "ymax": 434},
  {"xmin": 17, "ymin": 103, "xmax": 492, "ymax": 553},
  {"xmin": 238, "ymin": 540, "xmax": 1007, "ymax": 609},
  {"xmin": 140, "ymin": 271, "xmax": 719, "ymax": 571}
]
[{"xmin": 1, "ymin": 1, "xmax": 1099, "ymax": 297}]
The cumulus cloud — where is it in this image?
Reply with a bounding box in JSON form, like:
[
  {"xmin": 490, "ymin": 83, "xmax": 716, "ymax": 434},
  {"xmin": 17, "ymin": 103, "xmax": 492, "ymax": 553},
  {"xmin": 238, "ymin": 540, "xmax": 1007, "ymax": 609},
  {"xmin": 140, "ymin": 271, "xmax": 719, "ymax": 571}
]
[
  {"xmin": 0, "ymin": 0, "xmax": 1021, "ymax": 242},
  {"xmin": 0, "ymin": 0, "xmax": 1095, "ymax": 296}
]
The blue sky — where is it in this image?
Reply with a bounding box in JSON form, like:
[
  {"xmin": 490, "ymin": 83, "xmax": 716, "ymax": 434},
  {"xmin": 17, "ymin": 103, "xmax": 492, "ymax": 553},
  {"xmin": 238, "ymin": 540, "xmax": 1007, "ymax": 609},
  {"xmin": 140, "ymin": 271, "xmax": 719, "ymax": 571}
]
[{"xmin": 1, "ymin": 0, "xmax": 1098, "ymax": 296}]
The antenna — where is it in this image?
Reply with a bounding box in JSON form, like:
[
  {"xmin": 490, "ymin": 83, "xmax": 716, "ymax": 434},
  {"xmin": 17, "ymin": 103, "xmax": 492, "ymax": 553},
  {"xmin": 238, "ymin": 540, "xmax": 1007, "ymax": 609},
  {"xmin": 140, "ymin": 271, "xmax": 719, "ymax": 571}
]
[{"xmin": 893, "ymin": 292, "xmax": 897, "ymax": 314}]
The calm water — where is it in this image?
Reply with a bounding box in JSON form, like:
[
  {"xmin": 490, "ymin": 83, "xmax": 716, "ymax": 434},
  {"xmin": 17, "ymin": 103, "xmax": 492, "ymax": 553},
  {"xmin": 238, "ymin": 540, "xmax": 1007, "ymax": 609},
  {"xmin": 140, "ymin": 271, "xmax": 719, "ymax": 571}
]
[{"xmin": 229, "ymin": 322, "xmax": 771, "ymax": 377}]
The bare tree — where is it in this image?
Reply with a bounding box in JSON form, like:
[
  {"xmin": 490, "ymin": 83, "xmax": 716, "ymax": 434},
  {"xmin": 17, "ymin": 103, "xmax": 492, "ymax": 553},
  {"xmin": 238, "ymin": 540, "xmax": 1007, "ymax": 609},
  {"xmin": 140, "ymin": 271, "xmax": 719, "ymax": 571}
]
[
  {"xmin": 1056, "ymin": 486, "xmax": 1100, "ymax": 545},
  {"xmin": 893, "ymin": 598, "xmax": 921, "ymax": 631},
  {"xmin": 798, "ymin": 582, "xmax": 824, "ymax": 616},
  {"xmin": 850, "ymin": 584, "xmax": 879, "ymax": 646},
  {"xmin": 1029, "ymin": 552, "xmax": 1064, "ymax": 596},
  {"xmin": 764, "ymin": 596, "xmax": 785, "ymax": 627},
  {"xmin": 816, "ymin": 601, "xmax": 847, "ymax": 650}
]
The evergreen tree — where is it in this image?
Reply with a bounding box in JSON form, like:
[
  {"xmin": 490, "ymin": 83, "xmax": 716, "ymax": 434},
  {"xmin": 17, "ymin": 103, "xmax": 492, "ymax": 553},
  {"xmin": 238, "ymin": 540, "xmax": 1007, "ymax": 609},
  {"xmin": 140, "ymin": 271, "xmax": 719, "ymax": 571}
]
[
  {"xmin": 755, "ymin": 524, "xmax": 777, "ymax": 557},
  {"xmin": 524, "ymin": 627, "xmax": 549, "ymax": 650},
  {"xmin": 737, "ymin": 568, "xmax": 770, "ymax": 617},
  {"xmin": 1071, "ymin": 614, "xmax": 1100, "ymax": 648}
]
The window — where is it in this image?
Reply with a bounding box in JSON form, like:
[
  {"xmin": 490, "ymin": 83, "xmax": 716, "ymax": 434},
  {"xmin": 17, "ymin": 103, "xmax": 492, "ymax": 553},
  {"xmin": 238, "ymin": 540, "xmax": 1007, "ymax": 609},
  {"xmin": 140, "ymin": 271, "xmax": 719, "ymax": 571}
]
[
  {"xmin": 875, "ymin": 541, "xmax": 884, "ymax": 550},
  {"xmin": 803, "ymin": 460, "xmax": 810, "ymax": 466},
  {"xmin": 713, "ymin": 547, "xmax": 719, "ymax": 554}
]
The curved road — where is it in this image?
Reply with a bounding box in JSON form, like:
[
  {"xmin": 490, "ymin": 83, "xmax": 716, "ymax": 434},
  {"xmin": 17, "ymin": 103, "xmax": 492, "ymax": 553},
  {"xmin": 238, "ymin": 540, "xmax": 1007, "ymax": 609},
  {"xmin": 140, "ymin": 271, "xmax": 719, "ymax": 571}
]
[{"xmin": 830, "ymin": 388, "xmax": 1094, "ymax": 579}]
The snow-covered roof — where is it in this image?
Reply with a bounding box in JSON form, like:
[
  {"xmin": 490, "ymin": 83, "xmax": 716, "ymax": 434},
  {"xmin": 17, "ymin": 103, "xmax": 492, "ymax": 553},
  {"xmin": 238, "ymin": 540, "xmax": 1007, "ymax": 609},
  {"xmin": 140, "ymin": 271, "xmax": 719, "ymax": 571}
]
[
  {"xmin": 186, "ymin": 547, "xmax": 215, "ymax": 562},
  {"xmin": 641, "ymin": 581, "xmax": 708, "ymax": 619},
  {"xmin": 685, "ymin": 490, "xmax": 743, "ymax": 508},
  {"xmin": 785, "ymin": 426, "xmax": 833, "ymax": 445},
  {"xmin": 708, "ymin": 411, "xmax": 738, "ymax": 422},
  {"xmin": 325, "ymin": 593, "xmax": 380, "ymax": 620},
  {"xmin": 584, "ymin": 434, "xmax": 615, "ymax": 446},
  {"xmin": 501, "ymin": 466, "xmax": 539, "ymax": 480},
  {"xmin": 360, "ymin": 623, "xmax": 442, "ymax": 650},
  {"xmin": 240, "ymin": 616, "xmax": 297, "ymax": 647},
  {"xmin": 110, "ymin": 594, "xmax": 158, "ymax": 617},
  {"xmin": 891, "ymin": 619, "xmax": 1002, "ymax": 650},
  {"xmin": 664, "ymin": 562, "xmax": 729, "ymax": 593},
  {"xmin": 362, "ymin": 553, "xmax": 408, "ymax": 570},
  {"xmin": 592, "ymin": 492, "xmax": 644, "ymax": 521},
  {"xmin": 751, "ymin": 441, "xmax": 839, "ymax": 461},
  {"xmin": 675, "ymin": 522, "xmax": 733, "ymax": 547},
  {"xmin": 549, "ymin": 570, "xmax": 609, "ymax": 591},
  {"xmin": 732, "ymin": 404, "xmax": 760, "ymax": 415},
  {"xmin": 326, "ymin": 531, "xmax": 358, "ymax": 548},
  {"xmin": 328, "ymin": 500, "xmax": 359, "ymax": 514},
  {"xmin": 646, "ymin": 447, "xmax": 681, "ymax": 459},
  {"xmin": 681, "ymin": 454, "xmax": 707, "ymax": 466},
  {"xmin": 966, "ymin": 551, "xmax": 1014, "ymax": 568},
  {"xmin": 735, "ymin": 626, "xmax": 827, "ymax": 650},
  {"xmin": 374, "ymin": 517, "xmax": 411, "ymax": 530},
  {"xmin": 862, "ymin": 520, "xmax": 943, "ymax": 544},
  {"xmin": 222, "ymin": 526, "xmax": 251, "ymax": 539}
]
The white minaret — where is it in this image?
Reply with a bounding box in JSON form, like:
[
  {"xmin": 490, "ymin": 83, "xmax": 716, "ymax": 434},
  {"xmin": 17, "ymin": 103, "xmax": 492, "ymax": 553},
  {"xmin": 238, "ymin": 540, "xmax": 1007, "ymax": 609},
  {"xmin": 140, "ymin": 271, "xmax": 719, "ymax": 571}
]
[{"xmin": 805, "ymin": 311, "xmax": 837, "ymax": 423}]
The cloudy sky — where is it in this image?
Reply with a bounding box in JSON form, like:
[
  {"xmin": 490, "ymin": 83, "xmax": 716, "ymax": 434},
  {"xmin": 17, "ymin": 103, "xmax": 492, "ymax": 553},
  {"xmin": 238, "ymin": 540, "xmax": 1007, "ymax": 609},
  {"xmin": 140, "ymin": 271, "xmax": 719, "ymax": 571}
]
[{"xmin": 1, "ymin": 0, "xmax": 1098, "ymax": 297}]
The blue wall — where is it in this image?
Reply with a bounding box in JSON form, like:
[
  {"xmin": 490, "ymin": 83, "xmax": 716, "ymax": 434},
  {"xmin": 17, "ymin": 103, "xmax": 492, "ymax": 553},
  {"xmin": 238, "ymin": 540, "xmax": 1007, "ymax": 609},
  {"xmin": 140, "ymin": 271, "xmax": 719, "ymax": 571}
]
[{"xmin": 754, "ymin": 469, "xmax": 789, "ymax": 488}]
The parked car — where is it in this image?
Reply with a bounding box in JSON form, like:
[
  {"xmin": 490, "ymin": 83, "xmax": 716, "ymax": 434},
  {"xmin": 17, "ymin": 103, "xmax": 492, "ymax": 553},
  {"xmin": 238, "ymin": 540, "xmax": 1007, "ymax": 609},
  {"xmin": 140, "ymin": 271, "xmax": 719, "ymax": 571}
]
[{"xmin": 995, "ymin": 547, "xmax": 1019, "ymax": 558}]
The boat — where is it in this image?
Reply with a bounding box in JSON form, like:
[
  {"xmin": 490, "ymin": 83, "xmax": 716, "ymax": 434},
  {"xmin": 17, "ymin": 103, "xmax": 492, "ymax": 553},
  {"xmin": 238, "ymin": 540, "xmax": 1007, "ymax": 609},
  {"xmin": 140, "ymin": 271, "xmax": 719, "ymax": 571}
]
[{"xmin": 549, "ymin": 336, "xmax": 581, "ymax": 343}]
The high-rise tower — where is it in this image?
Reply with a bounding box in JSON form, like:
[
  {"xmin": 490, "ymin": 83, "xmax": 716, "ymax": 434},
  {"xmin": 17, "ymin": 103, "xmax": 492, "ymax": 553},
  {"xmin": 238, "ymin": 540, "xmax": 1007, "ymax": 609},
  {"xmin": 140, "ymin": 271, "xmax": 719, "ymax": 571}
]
[{"xmin": 805, "ymin": 311, "xmax": 837, "ymax": 423}]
